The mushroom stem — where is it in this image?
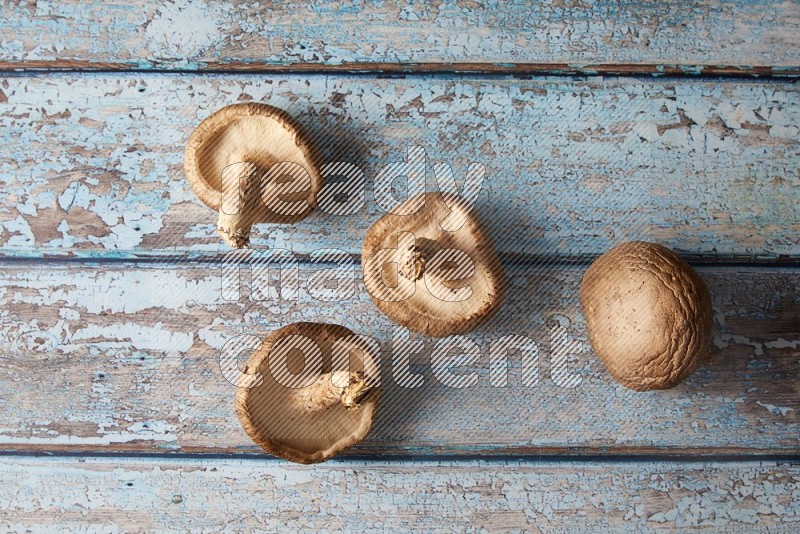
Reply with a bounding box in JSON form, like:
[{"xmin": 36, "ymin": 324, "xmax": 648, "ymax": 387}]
[
  {"xmin": 294, "ymin": 371, "xmax": 374, "ymax": 415},
  {"xmin": 218, "ymin": 159, "xmax": 261, "ymax": 248},
  {"xmin": 399, "ymin": 237, "xmax": 442, "ymax": 280},
  {"xmin": 341, "ymin": 373, "xmax": 374, "ymax": 410}
]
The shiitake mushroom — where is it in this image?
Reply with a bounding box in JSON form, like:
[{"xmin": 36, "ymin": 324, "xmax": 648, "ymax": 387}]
[
  {"xmin": 236, "ymin": 322, "xmax": 380, "ymax": 464},
  {"xmin": 580, "ymin": 241, "xmax": 713, "ymax": 391},
  {"xmin": 184, "ymin": 103, "xmax": 322, "ymax": 248},
  {"xmin": 362, "ymin": 191, "xmax": 505, "ymax": 337}
]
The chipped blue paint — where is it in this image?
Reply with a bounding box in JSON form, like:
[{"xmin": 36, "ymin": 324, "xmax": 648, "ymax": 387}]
[
  {"xmin": 680, "ymin": 65, "xmax": 707, "ymax": 76},
  {"xmin": 0, "ymin": 74, "xmax": 798, "ymax": 259},
  {"xmin": 0, "ymin": 262, "xmax": 795, "ymax": 454},
  {"xmin": 2, "ymin": 457, "xmax": 799, "ymax": 531},
  {"xmin": 1, "ymin": 1, "xmax": 799, "ymax": 70},
  {"xmin": 0, "ymin": 3, "xmax": 796, "ymax": 526}
]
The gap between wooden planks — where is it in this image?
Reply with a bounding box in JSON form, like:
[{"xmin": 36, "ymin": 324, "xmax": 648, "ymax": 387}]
[{"xmin": 2, "ymin": 61, "xmax": 799, "ymax": 77}]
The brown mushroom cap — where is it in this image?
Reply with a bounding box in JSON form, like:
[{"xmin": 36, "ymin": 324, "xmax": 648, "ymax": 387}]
[
  {"xmin": 362, "ymin": 191, "xmax": 505, "ymax": 337},
  {"xmin": 235, "ymin": 322, "xmax": 380, "ymax": 464},
  {"xmin": 184, "ymin": 103, "xmax": 322, "ymax": 247},
  {"xmin": 580, "ymin": 241, "xmax": 713, "ymax": 391}
]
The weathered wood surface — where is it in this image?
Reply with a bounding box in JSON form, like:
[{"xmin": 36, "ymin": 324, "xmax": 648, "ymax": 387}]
[
  {"xmin": 1, "ymin": 2, "xmax": 797, "ymax": 527},
  {"xmin": 1, "ymin": 0, "xmax": 799, "ymax": 75},
  {"xmin": 0, "ymin": 262, "xmax": 796, "ymax": 455},
  {"xmin": 0, "ymin": 75, "xmax": 798, "ymax": 260},
  {"xmin": 1, "ymin": 456, "xmax": 798, "ymax": 532}
]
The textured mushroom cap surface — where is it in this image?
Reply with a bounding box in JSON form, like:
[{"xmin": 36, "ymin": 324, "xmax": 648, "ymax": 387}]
[
  {"xmin": 184, "ymin": 102, "xmax": 321, "ymax": 223},
  {"xmin": 580, "ymin": 241, "xmax": 713, "ymax": 391},
  {"xmin": 362, "ymin": 191, "xmax": 505, "ymax": 337},
  {"xmin": 235, "ymin": 322, "xmax": 380, "ymax": 464}
]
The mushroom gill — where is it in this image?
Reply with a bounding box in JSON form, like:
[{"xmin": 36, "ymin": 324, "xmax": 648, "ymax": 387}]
[
  {"xmin": 235, "ymin": 322, "xmax": 381, "ymax": 464},
  {"xmin": 362, "ymin": 191, "xmax": 505, "ymax": 337},
  {"xmin": 184, "ymin": 103, "xmax": 322, "ymax": 248}
]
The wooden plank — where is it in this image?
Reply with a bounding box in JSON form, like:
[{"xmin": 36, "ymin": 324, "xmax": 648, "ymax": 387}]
[
  {"xmin": 0, "ymin": 74, "xmax": 798, "ymax": 260},
  {"xmin": 0, "ymin": 262, "xmax": 796, "ymax": 455},
  {"xmin": 0, "ymin": 1, "xmax": 799, "ymax": 74},
  {"xmin": 1, "ymin": 456, "xmax": 798, "ymax": 531}
]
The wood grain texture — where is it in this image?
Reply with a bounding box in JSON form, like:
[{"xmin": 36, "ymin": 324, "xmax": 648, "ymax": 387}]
[
  {"xmin": 1, "ymin": 1, "xmax": 798, "ymax": 525},
  {"xmin": 0, "ymin": 262, "xmax": 796, "ymax": 455},
  {"xmin": 0, "ymin": 0, "xmax": 799, "ymax": 74},
  {"xmin": 0, "ymin": 74, "xmax": 798, "ymax": 260},
  {"xmin": 1, "ymin": 456, "xmax": 798, "ymax": 532}
]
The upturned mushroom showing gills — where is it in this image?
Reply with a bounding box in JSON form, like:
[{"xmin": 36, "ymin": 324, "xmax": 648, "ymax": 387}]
[
  {"xmin": 184, "ymin": 103, "xmax": 322, "ymax": 248},
  {"xmin": 362, "ymin": 191, "xmax": 505, "ymax": 337},
  {"xmin": 235, "ymin": 322, "xmax": 380, "ymax": 464},
  {"xmin": 580, "ymin": 241, "xmax": 713, "ymax": 391}
]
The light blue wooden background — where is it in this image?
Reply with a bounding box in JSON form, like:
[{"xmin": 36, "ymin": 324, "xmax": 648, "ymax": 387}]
[{"xmin": 0, "ymin": 1, "xmax": 798, "ymax": 531}]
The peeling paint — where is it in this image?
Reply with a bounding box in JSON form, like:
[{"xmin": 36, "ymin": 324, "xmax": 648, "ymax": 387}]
[
  {"xmin": 143, "ymin": 0, "xmax": 223, "ymax": 58},
  {"xmin": 0, "ymin": 75, "xmax": 798, "ymax": 259},
  {"xmin": 1, "ymin": 1, "xmax": 799, "ymax": 70},
  {"xmin": 0, "ymin": 263, "xmax": 795, "ymax": 454},
  {"xmin": 756, "ymin": 402, "xmax": 794, "ymax": 416},
  {"xmin": 0, "ymin": 457, "xmax": 797, "ymax": 531},
  {"xmin": 70, "ymin": 322, "xmax": 193, "ymax": 352}
]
